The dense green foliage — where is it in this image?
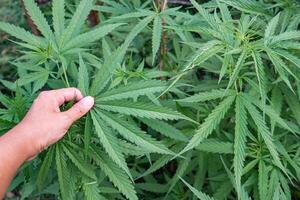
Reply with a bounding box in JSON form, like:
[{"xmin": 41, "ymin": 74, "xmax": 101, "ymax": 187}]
[{"xmin": 0, "ymin": 0, "xmax": 300, "ymax": 199}]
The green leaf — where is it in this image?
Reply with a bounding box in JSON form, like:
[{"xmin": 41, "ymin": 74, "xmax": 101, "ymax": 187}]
[
  {"xmin": 17, "ymin": 70, "xmax": 49, "ymax": 93},
  {"xmin": 166, "ymin": 152, "xmax": 192, "ymax": 196},
  {"xmin": 213, "ymin": 181, "xmax": 233, "ymax": 200},
  {"xmin": 220, "ymin": 0, "xmax": 270, "ymax": 16},
  {"xmin": 82, "ymin": 177, "xmax": 106, "ymax": 200},
  {"xmin": 219, "ymin": 51, "xmax": 232, "ymax": 83},
  {"xmin": 62, "ymin": 144, "xmax": 96, "ymax": 180},
  {"xmin": 63, "ymin": 23, "xmax": 123, "ymax": 51},
  {"xmin": 17, "ymin": 71, "xmax": 48, "ymax": 86},
  {"xmin": 37, "ymin": 147, "xmax": 54, "ymax": 191},
  {"xmin": 96, "ymin": 80, "xmax": 166, "ymax": 101},
  {"xmin": 84, "ymin": 114, "xmax": 92, "ymax": 158},
  {"xmin": 55, "ymin": 145, "xmax": 75, "ymax": 200},
  {"xmin": 267, "ymin": 170, "xmax": 280, "ymax": 200},
  {"xmin": 140, "ymin": 118, "xmax": 188, "ymax": 142},
  {"xmin": 0, "ymin": 22, "xmax": 44, "ymax": 46},
  {"xmin": 226, "ymin": 49, "xmax": 247, "ymax": 90},
  {"xmin": 179, "ymin": 95, "xmax": 236, "ymax": 155},
  {"xmin": 90, "ymin": 15, "xmax": 154, "ymax": 95},
  {"xmin": 91, "ymin": 147, "xmax": 138, "ymax": 200},
  {"xmin": 273, "ymin": 49, "xmax": 300, "ymax": 70},
  {"xmin": 12, "ymin": 62, "xmax": 45, "ymax": 72},
  {"xmin": 270, "ymin": 31, "xmax": 300, "ymax": 45},
  {"xmin": 258, "ymin": 160, "xmax": 268, "ymax": 200},
  {"xmin": 183, "ymin": 40, "xmax": 223, "ymax": 72},
  {"xmin": 113, "ymin": 10, "xmax": 154, "ymax": 19},
  {"xmin": 266, "ymin": 49, "xmax": 294, "ymax": 91},
  {"xmin": 60, "ymin": 0, "xmax": 94, "ymax": 46},
  {"xmin": 138, "ymin": 146, "xmax": 184, "ymax": 179},
  {"xmin": 270, "ymin": 87, "xmax": 283, "ymax": 133},
  {"xmin": 251, "ymin": 51, "xmax": 267, "ymax": 110},
  {"xmin": 118, "ymin": 140, "xmax": 152, "ymax": 156},
  {"xmin": 281, "ymin": 85, "xmax": 300, "ymax": 126},
  {"xmin": 24, "ymin": 0, "xmax": 54, "ymax": 40},
  {"xmin": 91, "ymin": 110, "xmax": 132, "ymax": 180},
  {"xmin": 32, "ymin": 73, "xmax": 49, "ymax": 93},
  {"xmin": 276, "ymin": 141, "xmax": 300, "ymax": 179},
  {"xmin": 242, "ymin": 95, "xmax": 286, "ymax": 173},
  {"xmin": 96, "ymin": 100, "xmax": 187, "ymax": 121},
  {"xmin": 190, "ymin": 0, "xmax": 218, "ymax": 30},
  {"xmin": 245, "ymin": 94, "xmax": 293, "ymax": 133},
  {"xmin": 264, "ymin": 13, "xmax": 280, "ymax": 39},
  {"xmin": 279, "ymin": 172, "xmax": 291, "ymax": 199},
  {"xmin": 153, "ymin": 41, "xmax": 221, "ymax": 96},
  {"xmin": 136, "ymin": 183, "xmax": 168, "ymax": 194},
  {"xmin": 178, "ymin": 89, "xmax": 235, "ymax": 103},
  {"xmin": 78, "ymin": 54, "xmax": 89, "ymax": 95},
  {"xmin": 180, "ymin": 177, "xmax": 215, "ymax": 200},
  {"xmin": 152, "ymin": 16, "xmax": 162, "ymax": 65},
  {"xmin": 234, "ymin": 95, "xmax": 249, "ymax": 199},
  {"xmin": 196, "ymin": 139, "xmax": 233, "ymax": 154},
  {"xmin": 52, "ymin": 0, "xmax": 65, "ymax": 40},
  {"xmin": 97, "ymin": 110, "xmax": 172, "ymax": 155}
]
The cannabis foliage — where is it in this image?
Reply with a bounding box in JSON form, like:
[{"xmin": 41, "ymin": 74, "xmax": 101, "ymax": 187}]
[{"xmin": 0, "ymin": 0, "xmax": 300, "ymax": 199}]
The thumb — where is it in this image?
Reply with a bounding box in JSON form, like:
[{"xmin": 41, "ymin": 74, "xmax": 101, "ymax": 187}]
[{"xmin": 63, "ymin": 96, "xmax": 94, "ymax": 123}]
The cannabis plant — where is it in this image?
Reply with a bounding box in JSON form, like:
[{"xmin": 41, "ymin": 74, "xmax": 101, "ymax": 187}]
[
  {"xmin": 0, "ymin": 0, "xmax": 300, "ymax": 199},
  {"xmin": 0, "ymin": 0, "xmax": 188, "ymax": 199}
]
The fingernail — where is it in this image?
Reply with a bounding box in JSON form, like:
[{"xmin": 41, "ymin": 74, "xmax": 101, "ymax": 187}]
[{"xmin": 82, "ymin": 96, "xmax": 94, "ymax": 107}]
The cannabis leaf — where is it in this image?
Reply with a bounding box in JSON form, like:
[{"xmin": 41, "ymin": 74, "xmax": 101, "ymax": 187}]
[
  {"xmin": 179, "ymin": 94, "xmax": 236, "ymax": 155},
  {"xmin": 0, "ymin": 0, "xmax": 122, "ymax": 87}
]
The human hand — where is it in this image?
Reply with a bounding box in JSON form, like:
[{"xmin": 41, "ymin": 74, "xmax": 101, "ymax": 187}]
[{"xmin": 15, "ymin": 88, "xmax": 94, "ymax": 159}]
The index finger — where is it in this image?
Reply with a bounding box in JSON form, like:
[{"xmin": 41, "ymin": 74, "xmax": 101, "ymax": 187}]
[{"xmin": 48, "ymin": 88, "xmax": 83, "ymax": 106}]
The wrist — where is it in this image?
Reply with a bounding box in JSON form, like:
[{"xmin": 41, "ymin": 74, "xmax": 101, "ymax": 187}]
[{"xmin": 6, "ymin": 123, "xmax": 39, "ymax": 161}]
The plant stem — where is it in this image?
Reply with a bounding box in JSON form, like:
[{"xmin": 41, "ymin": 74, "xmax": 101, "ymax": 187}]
[
  {"xmin": 159, "ymin": 0, "xmax": 168, "ymax": 80},
  {"xmin": 61, "ymin": 63, "xmax": 70, "ymax": 87},
  {"xmin": 88, "ymin": 1, "xmax": 101, "ymax": 27},
  {"xmin": 56, "ymin": 61, "xmax": 70, "ymax": 88},
  {"xmin": 168, "ymin": 0, "xmax": 191, "ymax": 5}
]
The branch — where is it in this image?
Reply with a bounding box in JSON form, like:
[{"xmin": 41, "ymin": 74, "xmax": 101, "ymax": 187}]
[
  {"xmin": 168, "ymin": 0, "xmax": 191, "ymax": 5},
  {"xmin": 159, "ymin": 0, "xmax": 168, "ymax": 79},
  {"xmin": 88, "ymin": 1, "xmax": 101, "ymax": 27}
]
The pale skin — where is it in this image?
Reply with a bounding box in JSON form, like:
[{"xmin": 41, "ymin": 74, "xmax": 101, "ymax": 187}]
[{"xmin": 0, "ymin": 88, "xmax": 94, "ymax": 198}]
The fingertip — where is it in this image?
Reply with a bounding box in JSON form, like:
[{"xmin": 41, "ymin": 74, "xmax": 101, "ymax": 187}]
[
  {"xmin": 81, "ymin": 96, "xmax": 94, "ymax": 110},
  {"xmin": 61, "ymin": 96, "xmax": 95, "ymax": 124}
]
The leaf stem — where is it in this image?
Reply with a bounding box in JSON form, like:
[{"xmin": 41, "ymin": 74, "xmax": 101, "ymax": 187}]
[
  {"xmin": 61, "ymin": 62, "xmax": 70, "ymax": 87},
  {"xmin": 56, "ymin": 61, "xmax": 70, "ymax": 88}
]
